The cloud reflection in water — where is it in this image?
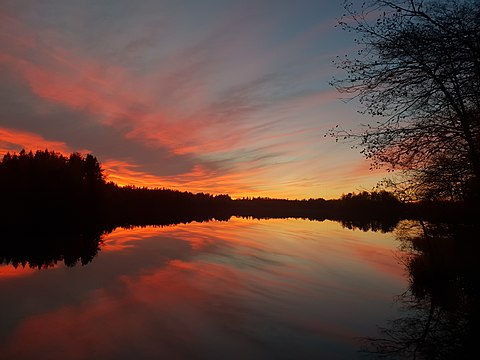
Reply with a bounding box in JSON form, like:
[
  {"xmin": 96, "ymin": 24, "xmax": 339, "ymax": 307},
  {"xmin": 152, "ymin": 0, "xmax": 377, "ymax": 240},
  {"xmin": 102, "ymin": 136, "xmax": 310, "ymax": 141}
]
[{"xmin": 0, "ymin": 218, "xmax": 406, "ymax": 359}]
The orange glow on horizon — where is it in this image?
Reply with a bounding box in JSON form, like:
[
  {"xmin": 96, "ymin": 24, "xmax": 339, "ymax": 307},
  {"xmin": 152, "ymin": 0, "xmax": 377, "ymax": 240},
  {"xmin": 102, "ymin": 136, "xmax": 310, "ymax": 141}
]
[
  {"xmin": 101, "ymin": 158, "xmax": 284, "ymax": 198},
  {"xmin": 0, "ymin": 265, "xmax": 38, "ymax": 279}
]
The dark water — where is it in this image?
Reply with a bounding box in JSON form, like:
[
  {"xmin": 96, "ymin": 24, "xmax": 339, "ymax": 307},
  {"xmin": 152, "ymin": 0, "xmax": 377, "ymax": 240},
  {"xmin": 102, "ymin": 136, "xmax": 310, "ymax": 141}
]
[{"xmin": 0, "ymin": 218, "xmax": 408, "ymax": 359}]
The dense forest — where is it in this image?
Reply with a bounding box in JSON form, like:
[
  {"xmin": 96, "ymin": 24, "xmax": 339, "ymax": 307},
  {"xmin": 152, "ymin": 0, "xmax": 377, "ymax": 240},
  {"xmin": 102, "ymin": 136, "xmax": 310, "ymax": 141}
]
[{"xmin": 0, "ymin": 149, "xmax": 474, "ymax": 231}]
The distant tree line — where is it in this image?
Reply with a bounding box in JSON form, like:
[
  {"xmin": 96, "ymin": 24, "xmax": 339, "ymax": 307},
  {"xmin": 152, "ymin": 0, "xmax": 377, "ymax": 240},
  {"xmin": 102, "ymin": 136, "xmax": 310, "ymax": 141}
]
[
  {"xmin": 0, "ymin": 149, "xmax": 474, "ymax": 232},
  {"xmin": 100, "ymin": 183, "xmax": 233, "ymax": 226}
]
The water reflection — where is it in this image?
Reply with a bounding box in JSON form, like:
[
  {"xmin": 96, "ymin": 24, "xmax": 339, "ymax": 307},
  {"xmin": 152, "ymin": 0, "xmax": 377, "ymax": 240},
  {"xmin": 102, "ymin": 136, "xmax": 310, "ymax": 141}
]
[
  {"xmin": 0, "ymin": 226, "xmax": 105, "ymax": 269},
  {"xmin": 0, "ymin": 217, "xmax": 401, "ymax": 271},
  {"xmin": 363, "ymin": 222, "xmax": 479, "ymax": 359},
  {"xmin": 339, "ymin": 218, "xmax": 399, "ymax": 233},
  {"xmin": 0, "ymin": 218, "xmax": 406, "ymax": 359}
]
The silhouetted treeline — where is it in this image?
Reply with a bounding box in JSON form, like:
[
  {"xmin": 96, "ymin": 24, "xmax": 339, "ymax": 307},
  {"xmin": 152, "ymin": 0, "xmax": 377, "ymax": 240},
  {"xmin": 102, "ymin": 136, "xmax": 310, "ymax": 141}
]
[
  {"xmin": 232, "ymin": 191, "xmax": 474, "ymax": 231},
  {"xmin": 100, "ymin": 183, "xmax": 233, "ymax": 226},
  {"xmin": 0, "ymin": 149, "xmax": 104, "ymax": 225},
  {"xmin": 0, "ymin": 150, "xmax": 475, "ymax": 232}
]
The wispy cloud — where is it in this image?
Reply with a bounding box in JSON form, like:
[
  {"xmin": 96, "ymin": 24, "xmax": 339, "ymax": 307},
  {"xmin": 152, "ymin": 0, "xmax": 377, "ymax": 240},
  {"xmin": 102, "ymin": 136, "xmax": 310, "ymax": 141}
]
[{"xmin": 0, "ymin": 1, "xmax": 384, "ymax": 198}]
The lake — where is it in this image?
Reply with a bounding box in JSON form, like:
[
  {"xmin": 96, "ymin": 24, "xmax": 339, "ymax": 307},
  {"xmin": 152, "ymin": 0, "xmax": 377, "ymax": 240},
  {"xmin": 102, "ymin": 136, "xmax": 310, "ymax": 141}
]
[{"xmin": 0, "ymin": 217, "xmax": 408, "ymax": 359}]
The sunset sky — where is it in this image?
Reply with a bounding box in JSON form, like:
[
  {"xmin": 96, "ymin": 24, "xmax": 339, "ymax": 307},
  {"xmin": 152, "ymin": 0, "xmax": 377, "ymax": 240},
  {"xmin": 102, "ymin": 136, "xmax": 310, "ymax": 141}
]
[{"xmin": 0, "ymin": 0, "xmax": 386, "ymax": 199}]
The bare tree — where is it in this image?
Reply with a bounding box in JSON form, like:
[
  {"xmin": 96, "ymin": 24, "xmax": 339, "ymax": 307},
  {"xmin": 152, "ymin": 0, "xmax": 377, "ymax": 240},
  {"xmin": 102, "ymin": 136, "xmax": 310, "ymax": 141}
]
[{"xmin": 330, "ymin": 0, "xmax": 480, "ymax": 201}]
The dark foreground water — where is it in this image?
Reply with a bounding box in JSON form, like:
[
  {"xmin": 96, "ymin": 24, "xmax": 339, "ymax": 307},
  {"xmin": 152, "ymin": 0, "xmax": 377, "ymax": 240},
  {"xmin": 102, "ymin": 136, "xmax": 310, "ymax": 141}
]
[{"xmin": 0, "ymin": 218, "xmax": 408, "ymax": 359}]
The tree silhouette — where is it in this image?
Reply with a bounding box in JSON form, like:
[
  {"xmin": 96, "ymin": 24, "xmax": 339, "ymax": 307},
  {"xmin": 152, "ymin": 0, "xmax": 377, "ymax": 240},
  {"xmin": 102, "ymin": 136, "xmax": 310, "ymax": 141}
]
[
  {"xmin": 362, "ymin": 221, "xmax": 479, "ymax": 359},
  {"xmin": 330, "ymin": 0, "xmax": 480, "ymax": 202},
  {"xmin": 0, "ymin": 226, "xmax": 105, "ymax": 269},
  {"xmin": 0, "ymin": 149, "xmax": 105, "ymax": 224}
]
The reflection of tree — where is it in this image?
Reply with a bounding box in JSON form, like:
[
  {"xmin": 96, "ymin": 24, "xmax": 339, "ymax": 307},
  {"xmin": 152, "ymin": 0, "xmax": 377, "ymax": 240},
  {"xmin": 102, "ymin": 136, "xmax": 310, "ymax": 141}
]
[
  {"xmin": 0, "ymin": 226, "xmax": 106, "ymax": 269},
  {"xmin": 339, "ymin": 218, "xmax": 399, "ymax": 233},
  {"xmin": 362, "ymin": 221, "xmax": 479, "ymax": 359}
]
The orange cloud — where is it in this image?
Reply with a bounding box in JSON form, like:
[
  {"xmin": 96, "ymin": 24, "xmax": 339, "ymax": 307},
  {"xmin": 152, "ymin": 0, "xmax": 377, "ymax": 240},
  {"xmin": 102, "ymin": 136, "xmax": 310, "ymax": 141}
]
[
  {"xmin": 0, "ymin": 127, "xmax": 81, "ymax": 155},
  {"xmin": 102, "ymin": 157, "xmax": 271, "ymax": 197}
]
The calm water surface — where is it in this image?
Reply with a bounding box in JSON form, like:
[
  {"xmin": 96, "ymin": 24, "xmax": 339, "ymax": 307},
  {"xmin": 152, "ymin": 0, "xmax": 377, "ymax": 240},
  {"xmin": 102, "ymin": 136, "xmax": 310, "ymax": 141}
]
[{"xmin": 0, "ymin": 218, "xmax": 407, "ymax": 359}]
